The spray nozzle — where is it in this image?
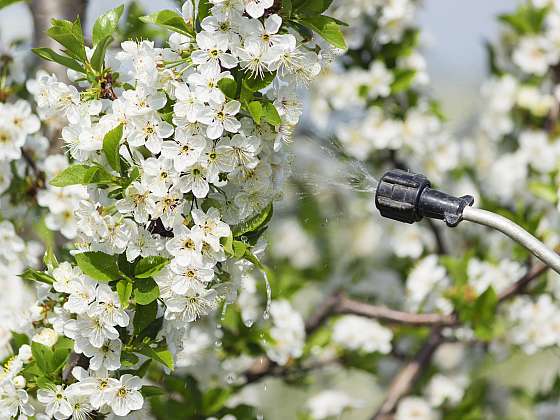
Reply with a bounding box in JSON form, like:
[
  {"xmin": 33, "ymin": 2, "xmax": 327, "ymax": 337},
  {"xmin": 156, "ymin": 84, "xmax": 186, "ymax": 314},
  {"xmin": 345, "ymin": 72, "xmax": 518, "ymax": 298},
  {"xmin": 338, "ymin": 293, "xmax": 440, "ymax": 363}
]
[{"xmin": 375, "ymin": 169, "xmax": 474, "ymax": 227}]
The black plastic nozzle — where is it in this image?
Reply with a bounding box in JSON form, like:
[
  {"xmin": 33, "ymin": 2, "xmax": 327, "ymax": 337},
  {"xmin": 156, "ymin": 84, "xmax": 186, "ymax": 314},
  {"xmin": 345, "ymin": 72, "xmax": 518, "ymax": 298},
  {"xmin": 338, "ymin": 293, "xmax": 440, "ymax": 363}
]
[{"xmin": 375, "ymin": 169, "xmax": 474, "ymax": 227}]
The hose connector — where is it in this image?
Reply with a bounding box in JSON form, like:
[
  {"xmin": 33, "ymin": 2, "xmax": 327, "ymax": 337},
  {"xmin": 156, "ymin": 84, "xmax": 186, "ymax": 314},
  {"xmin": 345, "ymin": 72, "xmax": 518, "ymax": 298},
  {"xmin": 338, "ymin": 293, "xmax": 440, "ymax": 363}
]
[{"xmin": 375, "ymin": 169, "xmax": 474, "ymax": 227}]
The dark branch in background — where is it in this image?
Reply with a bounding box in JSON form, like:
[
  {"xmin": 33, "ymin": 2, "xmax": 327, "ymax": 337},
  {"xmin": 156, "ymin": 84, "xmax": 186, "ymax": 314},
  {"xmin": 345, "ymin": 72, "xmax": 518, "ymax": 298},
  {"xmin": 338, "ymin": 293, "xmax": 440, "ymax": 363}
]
[
  {"xmin": 497, "ymin": 261, "xmax": 548, "ymax": 302},
  {"xmin": 244, "ymin": 355, "xmax": 338, "ymax": 385},
  {"xmin": 62, "ymin": 352, "xmax": 89, "ymax": 382},
  {"xmin": 373, "ymin": 327, "xmax": 444, "ymax": 420},
  {"xmin": 243, "ymin": 292, "xmax": 455, "ymax": 385},
  {"xmin": 21, "ymin": 149, "xmax": 38, "ymax": 175}
]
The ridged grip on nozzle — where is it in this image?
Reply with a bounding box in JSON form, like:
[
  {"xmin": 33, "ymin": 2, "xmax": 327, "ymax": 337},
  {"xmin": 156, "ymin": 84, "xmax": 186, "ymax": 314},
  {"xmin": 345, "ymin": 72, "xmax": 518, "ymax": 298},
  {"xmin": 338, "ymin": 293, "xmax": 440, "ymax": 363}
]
[
  {"xmin": 375, "ymin": 169, "xmax": 475, "ymax": 227},
  {"xmin": 375, "ymin": 169, "xmax": 430, "ymax": 224}
]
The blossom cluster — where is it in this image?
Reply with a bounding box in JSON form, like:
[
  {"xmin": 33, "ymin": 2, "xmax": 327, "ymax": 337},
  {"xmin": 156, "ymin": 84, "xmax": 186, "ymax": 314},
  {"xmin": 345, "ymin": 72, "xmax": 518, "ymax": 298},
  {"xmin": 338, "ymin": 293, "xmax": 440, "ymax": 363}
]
[{"xmin": 0, "ymin": 0, "xmax": 343, "ymax": 417}]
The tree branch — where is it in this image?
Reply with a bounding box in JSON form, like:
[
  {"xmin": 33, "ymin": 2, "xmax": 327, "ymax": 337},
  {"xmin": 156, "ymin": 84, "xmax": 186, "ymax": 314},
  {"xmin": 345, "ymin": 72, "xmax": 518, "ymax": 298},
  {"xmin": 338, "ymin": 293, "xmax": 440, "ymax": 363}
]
[
  {"xmin": 372, "ymin": 327, "xmax": 444, "ymax": 420},
  {"xmin": 243, "ymin": 293, "xmax": 452, "ymax": 384},
  {"xmin": 498, "ymin": 261, "xmax": 548, "ymax": 302},
  {"xmin": 371, "ymin": 257, "xmax": 552, "ymax": 419},
  {"xmin": 335, "ymin": 296, "xmax": 457, "ymax": 327}
]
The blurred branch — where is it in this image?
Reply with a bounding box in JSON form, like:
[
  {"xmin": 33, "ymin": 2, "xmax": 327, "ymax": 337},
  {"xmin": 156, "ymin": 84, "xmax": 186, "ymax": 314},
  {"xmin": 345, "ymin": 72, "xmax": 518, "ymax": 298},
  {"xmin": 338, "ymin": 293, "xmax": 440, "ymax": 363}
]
[
  {"xmin": 497, "ymin": 261, "xmax": 548, "ymax": 302},
  {"xmin": 372, "ymin": 327, "xmax": 444, "ymax": 420},
  {"xmin": 372, "ymin": 258, "xmax": 553, "ymax": 419},
  {"xmin": 335, "ymin": 295, "xmax": 457, "ymax": 326},
  {"xmin": 244, "ymin": 355, "xmax": 338, "ymax": 385},
  {"xmin": 243, "ymin": 292, "xmax": 454, "ymax": 385}
]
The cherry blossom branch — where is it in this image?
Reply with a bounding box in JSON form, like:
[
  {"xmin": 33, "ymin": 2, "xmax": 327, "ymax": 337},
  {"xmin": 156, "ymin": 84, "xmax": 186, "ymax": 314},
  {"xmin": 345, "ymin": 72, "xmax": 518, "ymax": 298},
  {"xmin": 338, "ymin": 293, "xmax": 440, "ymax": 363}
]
[{"xmin": 372, "ymin": 257, "xmax": 552, "ymax": 419}]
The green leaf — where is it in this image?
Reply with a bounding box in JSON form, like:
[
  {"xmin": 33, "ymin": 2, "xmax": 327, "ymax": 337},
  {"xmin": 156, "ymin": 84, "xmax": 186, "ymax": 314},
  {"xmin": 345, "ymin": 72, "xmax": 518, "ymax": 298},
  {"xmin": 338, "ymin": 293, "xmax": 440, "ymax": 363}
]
[
  {"xmin": 242, "ymin": 249, "xmax": 266, "ymax": 271},
  {"xmin": 300, "ymin": 15, "xmax": 346, "ymax": 50},
  {"xmin": 140, "ymin": 10, "xmax": 194, "ymax": 36},
  {"xmin": 134, "ymin": 317, "xmax": 163, "ymax": 344},
  {"xmin": 103, "ymin": 124, "xmax": 124, "ymax": 172},
  {"xmin": 232, "ymin": 240, "xmax": 248, "ymax": 259},
  {"xmin": 221, "ymin": 234, "xmax": 234, "ymax": 256},
  {"xmin": 136, "ymin": 345, "xmax": 174, "ymax": 370},
  {"xmin": 75, "ymin": 252, "xmax": 120, "ymax": 283},
  {"xmin": 0, "ymin": 0, "xmax": 24, "ymax": 11},
  {"xmin": 247, "ymin": 101, "xmax": 263, "ymax": 124},
  {"xmin": 390, "ymin": 69, "xmax": 416, "ymax": 94},
  {"xmin": 121, "ymin": 351, "xmax": 140, "ymax": 367},
  {"xmin": 134, "ymin": 277, "xmax": 160, "ymax": 305},
  {"xmin": 133, "ymin": 301, "xmax": 158, "ymax": 335},
  {"xmin": 281, "ymin": 0, "xmax": 292, "ymax": 18},
  {"xmin": 47, "ymin": 17, "xmax": 87, "ymax": 62},
  {"xmin": 52, "ymin": 348, "xmax": 70, "ymax": 373},
  {"xmin": 218, "ymin": 78, "xmax": 238, "ymax": 99},
  {"xmin": 232, "ymin": 203, "xmax": 273, "ymax": 237},
  {"xmin": 10, "ymin": 332, "xmax": 29, "ymax": 354},
  {"xmin": 242, "ymin": 72, "xmax": 276, "ymax": 92},
  {"xmin": 31, "ymin": 342, "xmax": 54, "ymax": 374},
  {"xmin": 43, "ymin": 246, "xmax": 59, "ymax": 270},
  {"xmin": 141, "ymin": 385, "xmax": 165, "ymax": 398},
  {"xmin": 136, "ymin": 359, "xmax": 152, "ymax": 377},
  {"xmin": 134, "ymin": 256, "xmax": 170, "ymax": 279},
  {"xmin": 91, "ymin": 35, "xmax": 113, "ymax": 72},
  {"xmin": 197, "ymin": 0, "xmax": 211, "ymax": 23},
  {"xmin": 117, "ymin": 279, "xmax": 133, "ymax": 309},
  {"xmin": 36, "ymin": 376, "xmax": 56, "ymax": 390},
  {"xmin": 529, "ymin": 181, "xmax": 558, "ymax": 204},
  {"xmin": 293, "ymin": 0, "xmax": 333, "ymax": 14},
  {"xmin": 32, "ymin": 48, "xmax": 86, "ymax": 73},
  {"xmin": 93, "ymin": 4, "xmax": 125, "ymax": 46},
  {"xmin": 54, "ymin": 336, "xmax": 74, "ymax": 351},
  {"xmin": 202, "ymin": 388, "xmax": 232, "ymax": 414},
  {"xmin": 262, "ymin": 102, "xmax": 281, "ymax": 126},
  {"xmin": 20, "ymin": 268, "xmax": 54, "ymax": 285},
  {"xmin": 49, "ymin": 164, "xmax": 93, "ymax": 187},
  {"xmin": 86, "ymin": 166, "xmax": 114, "ymax": 185},
  {"xmin": 49, "ymin": 164, "xmax": 113, "ymax": 187},
  {"xmin": 472, "ymin": 287, "xmax": 498, "ymax": 340},
  {"xmin": 498, "ymin": 5, "xmax": 547, "ymax": 35}
]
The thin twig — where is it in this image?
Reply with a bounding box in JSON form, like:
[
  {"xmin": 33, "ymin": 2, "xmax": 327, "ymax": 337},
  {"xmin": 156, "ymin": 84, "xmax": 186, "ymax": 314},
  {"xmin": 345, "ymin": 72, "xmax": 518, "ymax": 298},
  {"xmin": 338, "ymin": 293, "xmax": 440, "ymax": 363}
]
[
  {"xmin": 244, "ymin": 355, "xmax": 338, "ymax": 385},
  {"xmin": 372, "ymin": 327, "xmax": 444, "ymax": 420},
  {"xmin": 498, "ymin": 262, "xmax": 548, "ymax": 302},
  {"xmin": 335, "ymin": 296, "xmax": 457, "ymax": 327}
]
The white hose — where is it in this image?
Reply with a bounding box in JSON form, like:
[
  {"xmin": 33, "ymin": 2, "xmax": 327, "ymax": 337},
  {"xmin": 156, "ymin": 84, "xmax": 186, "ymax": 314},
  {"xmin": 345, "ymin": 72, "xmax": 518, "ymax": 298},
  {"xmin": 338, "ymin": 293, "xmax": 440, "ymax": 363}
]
[{"xmin": 461, "ymin": 206, "xmax": 560, "ymax": 274}]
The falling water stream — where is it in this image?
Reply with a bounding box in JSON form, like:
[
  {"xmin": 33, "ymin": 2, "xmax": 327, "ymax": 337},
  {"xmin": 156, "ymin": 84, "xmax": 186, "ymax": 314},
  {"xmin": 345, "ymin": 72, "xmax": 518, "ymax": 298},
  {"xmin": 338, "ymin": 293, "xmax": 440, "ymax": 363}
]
[{"xmin": 262, "ymin": 270, "xmax": 272, "ymax": 320}]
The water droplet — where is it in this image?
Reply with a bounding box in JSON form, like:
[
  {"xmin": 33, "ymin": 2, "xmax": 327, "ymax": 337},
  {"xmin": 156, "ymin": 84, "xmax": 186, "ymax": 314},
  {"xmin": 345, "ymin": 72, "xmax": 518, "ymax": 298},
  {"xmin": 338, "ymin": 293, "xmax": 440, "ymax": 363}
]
[
  {"xmin": 262, "ymin": 270, "xmax": 272, "ymax": 320},
  {"xmin": 214, "ymin": 340, "xmax": 222, "ymax": 348},
  {"xmin": 226, "ymin": 373, "xmax": 235, "ymax": 384},
  {"xmin": 244, "ymin": 318, "xmax": 254, "ymax": 327},
  {"xmin": 221, "ymin": 302, "xmax": 229, "ymax": 322}
]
